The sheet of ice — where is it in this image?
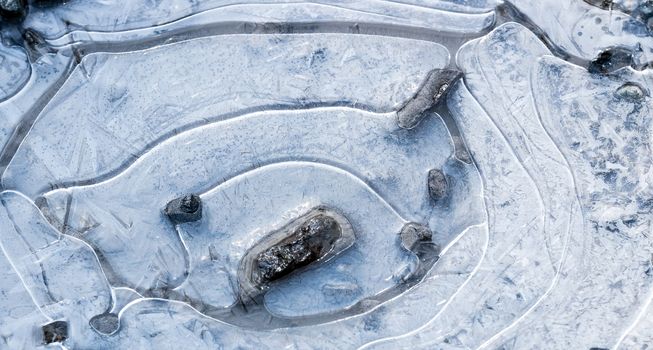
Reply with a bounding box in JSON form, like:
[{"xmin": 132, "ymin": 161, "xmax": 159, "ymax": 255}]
[
  {"xmin": 0, "ymin": 190, "xmax": 112, "ymax": 348},
  {"xmin": 363, "ymin": 21, "xmax": 653, "ymax": 350},
  {"xmin": 0, "ymin": 236, "xmax": 49, "ymax": 350},
  {"xmin": 57, "ymin": 224, "xmax": 487, "ymax": 349},
  {"xmin": 619, "ymin": 298, "xmax": 653, "ymax": 349},
  {"xmin": 38, "ymin": 108, "xmax": 454, "ymax": 296},
  {"xmin": 25, "ymin": 0, "xmax": 497, "ymax": 45},
  {"xmin": 2, "ymin": 34, "xmax": 449, "ymax": 197},
  {"xmin": 362, "ymin": 23, "xmax": 581, "ymax": 349},
  {"xmin": 2, "ymin": 0, "xmax": 651, "ymax": 348},
  {"xmin": 0, "ymin": 51, "xmax": 70, "ymax": 158},
  {"xmin": 507, "ymin": 0, "xmax": 653, "ymax": 65},
  {"xmin": 175, "ymin": 162, "xmax": 413, "ymax": 316},
  {"xmin": 0, "ymin": 41, "xmax": 29, "ymax": 101}
]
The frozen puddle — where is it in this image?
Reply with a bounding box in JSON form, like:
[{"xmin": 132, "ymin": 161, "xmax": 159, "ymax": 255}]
[{"xmin": 0, "ymin": 0, "xmax": 652, "ymax": 349}]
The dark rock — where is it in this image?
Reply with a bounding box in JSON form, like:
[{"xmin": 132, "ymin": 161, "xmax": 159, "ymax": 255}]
[
  {"xmin": 89, "ymin": 312, "xmax": 120, "ymax": 335},
  {"xmin": 256, "ymin": 214, "xmax": 341, "ymax": 283},
  {"xmin": 588, "ymin": 48, "xmax": 634, "ymax": 74},
  {"xmin": 397, "ymin": 69, "xmax": 463, "ymax": 129},
  {"xmin": 164, "ymin": 194, "xmax": 202, "ymax": 223},
  {"xmin": 42, "ymin": 320, "xmax": 68, "ymax": 344},
  {"xmin": 0, "ymin": 0, "xmax": 26, "ymax": 20},
  {"xmin": 427, "ymin": 168, "xmax": 449, "ymax": 201},
  {"xmin": 399, "ymin": 222, "xmax": 433, "ymax": 252},
  {"xmin": 238, "ymin": 207, "xmax": 355, "ymax": 300}
]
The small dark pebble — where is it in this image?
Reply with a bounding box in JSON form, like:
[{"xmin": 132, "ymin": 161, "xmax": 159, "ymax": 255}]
[
  {"xmin": 399, "ymin": 222, "xmax": 433, "ymax": 252},
  {"xmin": 164, "ymin": 194, "xmax": 202, "ymax": 224},
  {"xmin": 42, "ymin": 320, "xmax": 68, "ymax": 344},
  {"xmin": 89, "ymin": 312, "xmax": 120, "ymax": 335},
  {"xmin": 256, "ymin": 214, "xmax": 342, "ymax": 284}
]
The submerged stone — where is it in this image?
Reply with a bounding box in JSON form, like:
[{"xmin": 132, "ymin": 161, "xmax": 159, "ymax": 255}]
[
  {"xmin": 90, "ymin": 312, "xmax": 120, "ymax": 335},
  {"xmin": 42, "ymin": 320, "xmax": 68, "ymax": 344},
  {"xmin": 427, "ymin": 168, "xmax": 449, "ymax": 201},
  {"xmin": 256, "ymin": 215, "xmax": 341, "ymax": 283},
  {"xmin": 239, "ymin": 207, "xmax": 355, "ymax": 299},
  {"xmin": 397, "ymin": 69, "xmax": 463, "ymax": 129},
  {"xmin": 399, "ymin": 222, "xmax": 433, "ymax": 252},
  {"xmin": 164, "ymin": 194, "xmax": 202, "ymax": 224},
  {"xmin": 615, "ymin": 82, "xmax": 648, "ymax": 101}
]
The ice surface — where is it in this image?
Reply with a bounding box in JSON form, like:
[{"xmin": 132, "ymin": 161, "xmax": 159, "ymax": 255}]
[
  {"xmin": 1, "ymin": 0, "xmax": 653, "ymax": 349},
  {"xmin": 0, "ymin": 41, "xmax": 29, "ymax": 101},
  {"xmin": 25, "ymin": 0, "xmax": 497, "ymax": 45},
  {"xmin": 513, "ymin": 54, "xmax": 653, "ymax": 349},
  {"xmin": 3, "ymin": 34, "xmax": 449, "ymax": 197},
  {"xmin": 38, "ymin": 107, "xmax": 454, "ymax": 298},
  {"xmin": 0, "ymin": 51, "xmax": 69, "ymax": 160},
  {"xmin": 0, "ymin": 236, "xmax": 49, "ymax": 350}
]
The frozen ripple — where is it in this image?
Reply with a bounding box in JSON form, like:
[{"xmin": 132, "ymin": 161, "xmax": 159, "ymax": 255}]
[
  {"xmin": 3, "ymin": 33, "xmax": 449, "ymax": 197},
  {"xmin": 0, "ymin": 51, "xmax": 70, "ymax": 162},
  {"xmin": 25, "ymin": 0, "xmax": 497, "ymax": 45},
  {"xmin": 0, "ymin": 190, "xmax": 112, "ymax": 348},
  {"xmin": 38, "ymin": 108, "xmax": 465, "ymax": 297}
]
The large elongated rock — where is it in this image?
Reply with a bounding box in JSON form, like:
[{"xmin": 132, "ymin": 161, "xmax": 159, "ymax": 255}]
[{"xmin": 239, "ymin": 207, "xmax": 355, "ymax": 300}]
